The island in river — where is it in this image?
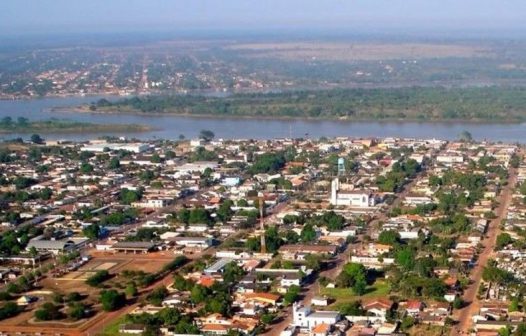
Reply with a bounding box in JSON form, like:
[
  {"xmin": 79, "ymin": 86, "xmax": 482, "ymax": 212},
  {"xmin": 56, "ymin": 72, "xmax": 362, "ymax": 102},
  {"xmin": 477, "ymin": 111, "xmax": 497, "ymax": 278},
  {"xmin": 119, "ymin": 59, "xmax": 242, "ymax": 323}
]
[
  {"xmin": 79, "ymin": 86, "xmax": 526, "ymax": 122},
  {"xmin": 0, "ymin": 117, "xmax": 152, "ymax": 134}
]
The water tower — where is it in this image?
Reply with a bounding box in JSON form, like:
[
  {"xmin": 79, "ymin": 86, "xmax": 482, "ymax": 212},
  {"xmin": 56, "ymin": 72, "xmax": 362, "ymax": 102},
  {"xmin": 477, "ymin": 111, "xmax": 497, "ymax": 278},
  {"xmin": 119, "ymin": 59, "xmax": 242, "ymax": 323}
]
[{"xmin": 337, "ymin": 157, "xmax": 345, "ymax": 176}]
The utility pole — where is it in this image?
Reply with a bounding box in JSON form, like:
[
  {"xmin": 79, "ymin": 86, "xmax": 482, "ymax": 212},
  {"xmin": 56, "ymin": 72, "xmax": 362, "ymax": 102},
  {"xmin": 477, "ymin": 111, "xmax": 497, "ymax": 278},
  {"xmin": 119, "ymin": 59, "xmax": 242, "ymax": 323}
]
[{"xmin": 259, "ymin": 197, "xmax": 266, "ymax": 253}]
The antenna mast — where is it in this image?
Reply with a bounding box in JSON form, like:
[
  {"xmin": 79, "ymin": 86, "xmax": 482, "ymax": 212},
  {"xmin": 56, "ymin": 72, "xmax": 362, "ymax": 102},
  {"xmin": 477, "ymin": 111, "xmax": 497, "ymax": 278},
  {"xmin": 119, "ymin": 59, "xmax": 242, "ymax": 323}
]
[{"xmin": 259, "ymin": 197, "xmax": 266, "ymax": 253}]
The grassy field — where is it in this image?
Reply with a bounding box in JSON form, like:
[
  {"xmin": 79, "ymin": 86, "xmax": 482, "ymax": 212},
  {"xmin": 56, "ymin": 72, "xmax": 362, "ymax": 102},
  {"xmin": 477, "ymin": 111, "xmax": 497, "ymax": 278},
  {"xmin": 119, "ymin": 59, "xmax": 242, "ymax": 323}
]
[
  {"xmin": 101, "ymin": 315, "xmax": 126, "ymax": 336},
  {"xmin": 321, "ymin": 280, "xmax": 391, "ymax": 308},
  {"xmin": 408, "ymin": 324, "xmax": 450, "ymax": 336}
]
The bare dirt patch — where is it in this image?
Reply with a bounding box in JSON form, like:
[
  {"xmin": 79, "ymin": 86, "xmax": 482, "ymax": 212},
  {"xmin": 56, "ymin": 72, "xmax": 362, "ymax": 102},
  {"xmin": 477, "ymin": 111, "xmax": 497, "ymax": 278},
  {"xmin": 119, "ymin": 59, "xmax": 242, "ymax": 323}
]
[{"xmin": 227, "ymin": 42, "xmax": 494, "ymax": 61}]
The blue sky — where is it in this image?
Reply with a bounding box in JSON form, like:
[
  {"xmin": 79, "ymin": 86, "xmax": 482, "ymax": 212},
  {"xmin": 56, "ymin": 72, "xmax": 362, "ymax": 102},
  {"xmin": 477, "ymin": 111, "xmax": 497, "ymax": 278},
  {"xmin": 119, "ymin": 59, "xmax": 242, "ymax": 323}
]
[{"xmin": 1, "ymin": 0, "xmax": 525, "ymax": 36}]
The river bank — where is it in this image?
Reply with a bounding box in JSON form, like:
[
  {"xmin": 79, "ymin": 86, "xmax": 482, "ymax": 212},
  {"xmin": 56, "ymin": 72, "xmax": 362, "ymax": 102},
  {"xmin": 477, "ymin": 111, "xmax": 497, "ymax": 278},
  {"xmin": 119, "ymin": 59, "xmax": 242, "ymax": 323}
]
[
  {"xmin": 52, "ymin": 105, "xmax": 521, "ymax": 124},
  {"xmin": 0, "ymin": 120, "xmax": 153, "ymax": 135},
  {"xmin": 2, "ymin": 95, "xmax": 526, "ymax": 143}
]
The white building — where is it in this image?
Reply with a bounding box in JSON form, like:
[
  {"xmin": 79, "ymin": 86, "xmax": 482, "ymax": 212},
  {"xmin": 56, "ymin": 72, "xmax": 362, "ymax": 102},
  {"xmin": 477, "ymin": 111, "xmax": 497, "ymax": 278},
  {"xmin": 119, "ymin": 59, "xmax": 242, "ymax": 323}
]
[
  {"xmin": 292, "ymin": 302, "xmax": 340, "ymax": 330},
  {"xmin": 330, "ymin": 178, "xmax": 375, "ymax": 207},
  {"xmin": 81, "ymin": 143, "xmax": 149, "ymax": 153},
  {"xmin": 437, "ymin": 153, "xmax": 464, "ymax": 164}
]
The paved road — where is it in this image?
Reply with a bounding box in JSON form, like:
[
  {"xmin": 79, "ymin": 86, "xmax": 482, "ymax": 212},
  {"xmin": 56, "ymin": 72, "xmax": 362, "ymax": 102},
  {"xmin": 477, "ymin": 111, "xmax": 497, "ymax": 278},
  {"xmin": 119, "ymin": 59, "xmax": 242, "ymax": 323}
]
[{"xmin": 451, "ymin": 165, "xmax": 518, "ymax": 335}]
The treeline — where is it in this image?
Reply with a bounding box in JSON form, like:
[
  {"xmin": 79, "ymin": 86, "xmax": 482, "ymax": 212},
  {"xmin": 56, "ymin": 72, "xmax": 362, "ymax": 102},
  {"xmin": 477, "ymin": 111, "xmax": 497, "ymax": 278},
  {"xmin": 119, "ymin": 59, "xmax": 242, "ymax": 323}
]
[
  {"xmin": 0, "ymin": 116, "xmax": 92, "ymax": 130},
  {"xmin": 93, "ymin": 86, "xmax": 526, "ymax": 121}
]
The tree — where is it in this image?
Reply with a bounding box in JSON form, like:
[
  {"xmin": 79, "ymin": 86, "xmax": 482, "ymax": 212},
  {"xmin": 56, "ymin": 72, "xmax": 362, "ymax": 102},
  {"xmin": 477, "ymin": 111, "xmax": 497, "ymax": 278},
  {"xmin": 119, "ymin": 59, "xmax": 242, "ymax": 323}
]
[
  {"xmin": 245, "ymin": 237, "xmax": 261, "ymax": 252},
  {"xmin": 1, "ymin": 117, "xmax": 13, "ymax": 127},
  {"xmin": 83, "ymin": 224, "xmax": 101, "ymax": 240},
  {"xmin": 265, "ymin": 226, "xmax": 283, "ymax": 253},
  {"xmin": 151, "ymin": 153, "xmax": 162, "ymax": 163},
  {"xmin": 147, "ymin": 287, "xmax": 169, "ymax": 306},
  {"xmin": 108, "ymin": 157, "xmax": 120, "ymax": 169},
  {"xmin": 199, "ymin": 129, "xmax": 215, "ymax": 142},
  {"xmin": 395, "ymin": 247, "xmax": 415, "ymax": 270},
  {"xmin": 100, "ymin": 289, "xmax": 126, "ymax": 311},
  {"xmin": 216, "ymin": 200, "xmax": 234, "ymax": 223},
  {"xmin": 305, "ymin": 254, "xmax": 323, "ymax": 272},
  {"xmin": 496, "ymin": 233, "xmax": 513, "ymax": 250},
  {"xmin": 34, "ymin": 302, "xmax": 63, "ymax": 321},
  {"xmin": 378, "ymin": 230, "xmax": 400, "ymax": 245},
  {"xmin": 177, "ymin": 208, "xmax": 190, "ymax": 224},
  {"xmin": 39, "ymin": 187, "xmax": 53, "ymax": 200},
  {"xmin": 339, "ymin": 301, "xmax": 364, "ymax": 316},
  {"xmin": 28, "ymin": 246, "xmax": 38, "ymax": 258},
  {"xmin": 283, "ymin": 285, "xmax": 301, "ymax": 305},
  {"xmin": 119, "ymin": 188, "xmax": 143, "ymax": 205},
  {"xmin": 0, "ymin": 302, "xmax": 19, "ymax": 320},
  {"xmin": 30, "ymin": 134, "xmax": 44, "ymax": 144},
  {"xmin": 86, "ymin": 270, "xmax": 111, "ymax": 287},
  {"xmin": 68, "ymin": 302, "xmax": 89, "ymax": 320},
  {"xmin": 190, "ymin": 285, "xmax": 208, "ymax": 304},
  {"xmin": 125, "ymin": 283, "xmax": 138, "ymax": 298},
  {"xmin": 261, "ymin": 313, "xmax": 276, "ymax": 324},
  {"xmin": 453, "ymin": 296, "xmax": 464, "ymax": 309},
  {"xmin": 223, "ymin": 262, "xmax": 245, "ymax": 284},
  {"xmin": 509, "ymin": 297, "xmax": 520, "ymax": 312},
  {"xmin": 249, "ymin": 152, "xmax": 286, "ymax": 174},
  {"xmin": 300, "ymin": 223, "xmax": 317, "ymax": 242},
  {"xmin": 188, "ymin": 207, "xmax": 212, "ymax": 225},
  {"xmin": 173, "ymin": 274, "xmax": 194, "ymax": 291},
  {"xmin": 80, "ymin": 162, "xmax": 94, "ymax": 174},
  {"xmin": 337, "ymin": 263, "xmax": 368, "ymax": 293},
  {"xmin": 459, "ymin": 130, "xmax": 473, "ymax": 142},
  {"xmin": 400, "ymin": 316, "xmax": 415, "ymax": 331}
]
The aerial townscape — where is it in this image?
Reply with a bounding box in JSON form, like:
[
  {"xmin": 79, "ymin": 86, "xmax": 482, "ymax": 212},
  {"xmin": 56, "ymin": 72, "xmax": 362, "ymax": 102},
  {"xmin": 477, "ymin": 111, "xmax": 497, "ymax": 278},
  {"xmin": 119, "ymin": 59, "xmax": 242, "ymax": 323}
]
[
  {"xmin": 3, "ymin": 1, "xmax": 526, "ymax": 336},
  {"xmin": 0, "ymin": 132, "xmax": 520, "ymax": 336}
]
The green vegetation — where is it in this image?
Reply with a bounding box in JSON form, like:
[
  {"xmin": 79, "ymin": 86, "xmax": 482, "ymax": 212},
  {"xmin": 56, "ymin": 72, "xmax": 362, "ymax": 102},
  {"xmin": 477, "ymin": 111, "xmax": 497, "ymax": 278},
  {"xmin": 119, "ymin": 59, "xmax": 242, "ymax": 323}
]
[
  {"xmin": 86, "ymin": 270, "xmax": 111, "ymax": 287},
  {"xmin": 376, "ymin": 158, "xmax": 420, "ymax": 192},
  {"xmin": 322, "ymin": 280, "xmax": 391, "ymax": 306},
  {"xmin": 34, "ymin": 302, "xmax": 64, "ymax": 321},
  {"xmin": 0, "ymin": 116, "xmax": 150, "ymax": 134},
  {"xmin": 92, "ymin": 86, "xmax": 526, "ymax": 121},
  {"xmin": 100, "ymin": 289, "xmax": 126, "ymax": 311},
  {"xmin": 0, "ymin": 302, "xmax": 20, "ymax": 321}
]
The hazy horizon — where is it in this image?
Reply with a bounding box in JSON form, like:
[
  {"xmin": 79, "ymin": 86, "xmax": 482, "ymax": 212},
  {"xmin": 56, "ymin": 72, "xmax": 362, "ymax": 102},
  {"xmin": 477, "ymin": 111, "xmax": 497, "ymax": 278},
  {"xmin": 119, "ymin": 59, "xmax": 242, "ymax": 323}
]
[{"xmin": 2, "ymin": 0, "xmax": 526, "ymax": 39}]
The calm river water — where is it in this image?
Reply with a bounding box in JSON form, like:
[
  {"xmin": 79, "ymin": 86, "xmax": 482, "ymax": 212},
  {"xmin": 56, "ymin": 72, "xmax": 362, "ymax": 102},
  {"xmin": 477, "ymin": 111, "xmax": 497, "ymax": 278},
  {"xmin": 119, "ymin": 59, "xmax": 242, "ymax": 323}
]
[{"xmin": 0, "ymin": 96, "xmax": 525, "ymax": 143}]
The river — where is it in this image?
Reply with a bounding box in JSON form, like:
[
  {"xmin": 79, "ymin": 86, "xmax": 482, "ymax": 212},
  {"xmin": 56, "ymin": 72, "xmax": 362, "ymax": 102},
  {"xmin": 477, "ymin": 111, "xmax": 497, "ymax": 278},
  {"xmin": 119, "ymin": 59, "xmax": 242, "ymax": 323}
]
[{"xmin": 0, "ymin": 96, "xmax": 525, "ymax": 143}]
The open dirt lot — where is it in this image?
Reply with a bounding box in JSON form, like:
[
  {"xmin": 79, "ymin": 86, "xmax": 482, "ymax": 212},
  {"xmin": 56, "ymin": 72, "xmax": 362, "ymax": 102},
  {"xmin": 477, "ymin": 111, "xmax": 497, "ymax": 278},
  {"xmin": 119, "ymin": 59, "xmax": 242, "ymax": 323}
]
[{"xmin": 227, "ymin": 42, "xmax": 494, "ymax": 61}]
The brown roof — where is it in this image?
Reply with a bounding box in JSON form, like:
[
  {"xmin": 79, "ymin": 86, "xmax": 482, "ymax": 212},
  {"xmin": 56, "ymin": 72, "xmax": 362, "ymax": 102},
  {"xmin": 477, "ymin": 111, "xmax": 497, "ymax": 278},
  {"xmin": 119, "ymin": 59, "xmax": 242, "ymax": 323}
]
[{"xmin": 279, "ymin": 244, "xmax": 338, "ymax": 254}]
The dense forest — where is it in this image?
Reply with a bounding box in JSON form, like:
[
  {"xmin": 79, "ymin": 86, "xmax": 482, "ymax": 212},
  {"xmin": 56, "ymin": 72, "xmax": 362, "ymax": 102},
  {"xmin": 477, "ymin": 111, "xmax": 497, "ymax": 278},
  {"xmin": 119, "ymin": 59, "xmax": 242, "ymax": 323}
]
[{"xmin": 92, "ymin": 86, "xmax": 526, "ymax": 121}]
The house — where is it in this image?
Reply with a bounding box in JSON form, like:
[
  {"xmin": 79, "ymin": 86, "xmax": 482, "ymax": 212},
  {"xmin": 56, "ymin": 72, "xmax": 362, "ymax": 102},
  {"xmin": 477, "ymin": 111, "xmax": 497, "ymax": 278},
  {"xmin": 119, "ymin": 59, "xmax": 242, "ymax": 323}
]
[
  {"xmin": 204, "ymin": 258, "xmax": 233, "ymax": 275},
  {"xmin": 362, "ymin": 299, "xmax": 393, "ymax": 323},
  {"xmin": 281, "ymin": 273, "xmax": 302, "ymax": 288},
  {"xmin": 162, "ymin": 294, "xmax": 187, "ymax": 308},
  {"xmin": 244, "ymin": 292, "xmax": 280, "ymax": 306},
  {"xmin": 311, "ymin": 323, "xmax": 331, "ymax": 336},
  {"xmin": 401, "ymin": 300, "xmax": 424, "ymax": 317},
  {"xmin": 170, "ymin": 236, "xmax": 214, "ymax": 249},
  {"xmin": 119, "ymin": 324, "xmax": 146, "ymax": 334},
  {"xmin": 444, "ymin": 291, "xmax": 458, "ymax": 303},
  {"xmin": 311, "ymin": 296, "xmax": 330, "ymax": 307},
  {"xmin": 279, "ymin": 244, "xmax": 338, "ymax": 261},
  {"xmin": 404, "ymin": 195, "xmax": 434, "ymax": 206},
  {"xmin": 200, "ymin": 324, "xmax": 229, "ymax": 335},
  {"xmin": 367, "ymin": 243, "xmax": 392, "ymax": 256}
]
